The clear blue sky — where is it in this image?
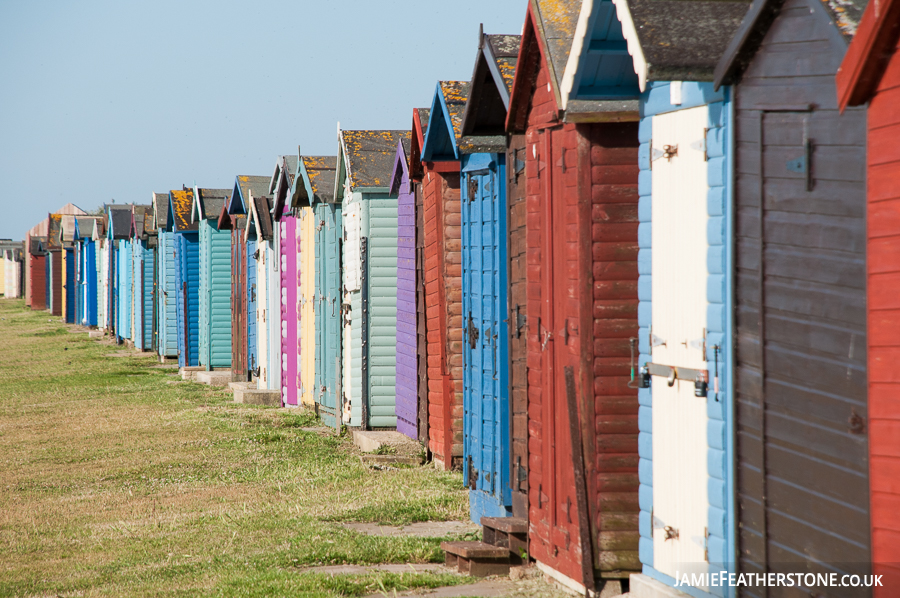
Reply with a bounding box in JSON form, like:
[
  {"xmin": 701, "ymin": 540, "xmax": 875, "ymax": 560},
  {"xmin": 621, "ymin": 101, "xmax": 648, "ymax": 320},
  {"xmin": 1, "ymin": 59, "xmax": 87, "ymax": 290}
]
[{"xmin": 0, "ymin": 0, "xmax": 527, "ymax": 239}]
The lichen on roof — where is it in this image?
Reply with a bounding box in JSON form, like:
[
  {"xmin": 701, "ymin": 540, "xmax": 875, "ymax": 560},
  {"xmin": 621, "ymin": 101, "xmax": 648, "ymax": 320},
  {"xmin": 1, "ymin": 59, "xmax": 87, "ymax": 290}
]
[
  {"xmin": 301, "ymin": 155, "xmax": 337, "ymax": 198},
  {"xmin": 340, "ymin": 130, "xmax": 410, "ymax": 189},
  {"xmin": 170, "ymin": 189, "xmax": 195, "ymax": 232},
  {"xmin": 534, "ymin": 0, "xmax": 581, "ymax": 91},
  {"xmin": 439, "ymin": 81, "xmax": 470, "ymax": 143},
  {"xmin": 820, "ymin": 0, "xmax": 866, "ymax": 38}
]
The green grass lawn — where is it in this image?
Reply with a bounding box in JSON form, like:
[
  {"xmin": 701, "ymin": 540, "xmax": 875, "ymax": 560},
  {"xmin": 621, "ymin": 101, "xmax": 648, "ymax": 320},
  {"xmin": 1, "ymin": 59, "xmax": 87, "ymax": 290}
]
[{"xmin": 0, "ymin": 300, "xmax": 472, "ymax": 597}]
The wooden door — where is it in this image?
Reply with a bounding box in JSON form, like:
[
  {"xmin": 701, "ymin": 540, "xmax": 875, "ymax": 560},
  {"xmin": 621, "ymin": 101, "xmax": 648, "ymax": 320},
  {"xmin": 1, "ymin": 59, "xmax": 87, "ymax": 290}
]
[
  {"xmin": 232, "ymin": 230, "xmax": 247, "ymax": 381},
  {"xmin": 529, "ymin": 127, "xmax": 593, "ymax": 585},
  {"xmin": 506, "ymin": 133, "xmax": 528, "ymax": 518},
  {"xmin": 650, "ymin": 106, "xmax": 710, "ymax": 579},
  {"xmin": 462, "ymin": 153, "xmax": 511, "ymax": 520},
  {"xmin": 735, "ymin": 109, "xmax": 870, "ymax": 593},
  {"xmin": 415, "ymin": 183, "xmax": 429, "ymax": 446}
]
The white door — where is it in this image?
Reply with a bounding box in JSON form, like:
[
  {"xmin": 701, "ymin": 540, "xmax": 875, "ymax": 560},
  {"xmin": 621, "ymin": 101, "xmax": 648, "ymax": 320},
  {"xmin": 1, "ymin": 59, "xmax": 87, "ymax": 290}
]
[{"xmin": 650, "ymin": 105, "xmax": 710, "ymax": 579}]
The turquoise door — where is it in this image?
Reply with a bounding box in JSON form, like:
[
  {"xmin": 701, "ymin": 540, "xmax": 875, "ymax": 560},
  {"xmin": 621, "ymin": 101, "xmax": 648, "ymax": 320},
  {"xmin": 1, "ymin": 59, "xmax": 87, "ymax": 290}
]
[
  {"xmin": 315, "ymin": 203, "xmax": 342, "ymax": 427},
  {"xmin": 461, "ymin": 153, "xmax": 511, "ymax": 522}
]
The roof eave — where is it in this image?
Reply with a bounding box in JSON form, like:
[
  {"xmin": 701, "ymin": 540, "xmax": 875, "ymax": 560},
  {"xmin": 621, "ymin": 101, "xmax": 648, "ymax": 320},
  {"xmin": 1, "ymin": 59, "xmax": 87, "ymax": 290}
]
[
  {"xmin": 611, "ymin": 0, "xmax": 649, "ymax": 92},
  {"xmin": 836, "ymin": 0, "xmax": 900, "ymax": 109}
]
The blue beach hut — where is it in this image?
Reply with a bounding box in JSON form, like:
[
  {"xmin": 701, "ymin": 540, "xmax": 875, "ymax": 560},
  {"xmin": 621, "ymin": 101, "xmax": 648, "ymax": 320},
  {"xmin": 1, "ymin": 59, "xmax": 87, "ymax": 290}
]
[
  {"xmin": 612, "ymin": 0, "xmax": 746, "ymax": 593},
  {"xmin": 154, "ymin": 192, "xmax": 178, "ymax": 360},
  {"xmin": 107, "ymin": 205, "xmax": 133, "ymax": 342},
  {"xmin": 168, "ymin": 189, "xmax": 200, "ymax": 368}
]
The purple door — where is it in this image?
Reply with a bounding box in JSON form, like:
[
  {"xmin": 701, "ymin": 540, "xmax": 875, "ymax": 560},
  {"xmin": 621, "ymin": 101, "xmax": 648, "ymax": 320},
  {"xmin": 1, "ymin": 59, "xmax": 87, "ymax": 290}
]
[{"xmin": 395, "ymin": 156, "xmax": 417, "ymax": 438}]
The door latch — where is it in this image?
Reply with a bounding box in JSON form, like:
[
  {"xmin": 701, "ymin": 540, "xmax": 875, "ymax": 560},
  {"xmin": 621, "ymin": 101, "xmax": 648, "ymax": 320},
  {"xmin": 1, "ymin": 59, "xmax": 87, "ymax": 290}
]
[{"xmin": 467, "ymin": 312, "xmax": 479, "ymax": 349}]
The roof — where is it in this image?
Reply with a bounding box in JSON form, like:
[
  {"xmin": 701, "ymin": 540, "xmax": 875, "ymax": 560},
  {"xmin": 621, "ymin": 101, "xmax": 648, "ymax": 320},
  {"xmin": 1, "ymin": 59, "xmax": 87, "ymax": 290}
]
[
  {"xmin": 108, "ymin": 206, "xmax": 133, "ymax": 239},
  {"xmin": 421, "ymin": 82, "xmax": 469, "ymax": 161},
  {"xmin": 410, "ymin": 108, "xmax": 430, "ymax": 181},
  {"xmin": 73, "ymin": 216, "xmax": 101, "ymax": 240},
  {"xmin": 248, "ymin": 194, "xmax": 274, "ymax": 241},
  {"xmin": 294, "ymin": 155, "xmax": 337, "ymax": 207},
  {"xmin": 30, "ymin": 237, "xmax": 47, "ymax": 255},
  {"xmin": 168, "ymin": 189, "xmax": 196, "ymax": 233},
  {"xmin": 714, "ymin": 0, "xmax": 859, "ymax": 88},
  {"xmin": 532, "ymin": 0, "xmax": 581, "ymax": 103},
  {"xmin": 58, "ymin": 214, "xmax": 78, "ymax": 244},
  {"xmin": 230, "ymin": 175, "xmax": 270, "ymax": 215},
  {"xmin": 53, "ymin": 203, "xmax": 86, "ymax": 216},
  {"xmin": 273, "ymin": 155, "xmax": 300, "ymax": 219},
  {"xmin": 132, "ymin": 205, "xmax": 154, "ymax": 238},
  {"xmin": 46, "ymin": 214, "xmax": 63, "ymax": 250},
  {"xmin": 836, "ymin": 0, "xmax": 893, "ymax": 108},
  {"xmin": 339, "ymin": 130, "xmax": 411, "ymax": 192},
  {"xmin": 390, "ymin": 138, "xmax": 410, "ymax": 195},
  {"xmin": 193, "ymin": 188, "xmax": 231, "ymax": 222},
  {"xmin": 153, "ymin": 193, "xmax": 170, "ymax": 229},
  {"xmin": 613, "ymin": 0, "xmax": 750, "ymax": 90},
  {"xmin": 462, "ymin": 33, "xmax": 521, "ymax": 139}
]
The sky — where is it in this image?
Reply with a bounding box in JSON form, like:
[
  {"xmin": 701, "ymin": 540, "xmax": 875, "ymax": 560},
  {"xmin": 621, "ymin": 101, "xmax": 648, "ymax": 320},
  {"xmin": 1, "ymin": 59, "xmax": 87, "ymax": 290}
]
[{"xmin": 0, "ymin": 0, "xmax": 527, "ymax": 240}]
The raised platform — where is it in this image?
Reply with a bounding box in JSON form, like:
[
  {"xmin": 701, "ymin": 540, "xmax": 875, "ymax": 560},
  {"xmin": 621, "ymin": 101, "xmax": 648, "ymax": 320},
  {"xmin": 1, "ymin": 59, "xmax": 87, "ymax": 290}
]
[
  {"xmin": 233, "ymin": 386, "xmax": 281, "ymax": 407},
  {"xmin": 441, "ymin": 541, "xmax": 517, "ymax": 577},
  {"xmin": 195, "ymin": 370, "xmax": 232, "ymax": 386}
]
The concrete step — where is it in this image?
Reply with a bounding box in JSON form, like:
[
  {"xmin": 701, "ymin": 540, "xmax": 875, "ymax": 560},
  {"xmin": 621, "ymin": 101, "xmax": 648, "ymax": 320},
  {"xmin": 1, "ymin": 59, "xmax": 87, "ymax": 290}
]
[
  {"xmin": 195, "ymin": 370, "xmax": 232, "ymax": 386},
  {"xmin": 180, "ymin": 366, "xmax": 203, "ymax": 381},
  {"xmin": 228, "ymin": 381, "xmax": 254, "ymax": 391},
  {"xmin": 441, "ymin": 541, "xmax": 516, "ymax": 577},
  {"xmin": 351, "ymin": 430, "xmax": 422, "ymax": 454},
  {"xmin": 233, "ymin": 386, "xmax": 281, "ymax": 407},
  {"xmin": 481, "ymin": 517, "xmax": 527, "ymax": 554}
]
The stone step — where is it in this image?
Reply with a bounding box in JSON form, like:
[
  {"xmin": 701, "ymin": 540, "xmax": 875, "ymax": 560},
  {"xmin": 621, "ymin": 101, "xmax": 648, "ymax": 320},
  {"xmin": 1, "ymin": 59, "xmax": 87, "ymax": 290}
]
[
  {"xmin": 441, "ymin": 541, "xmax": 516, "ymax": 577},
  {"xmin": 195, "ymin": 370, "xmax": 232, "ymax": 386},
  {"xmin": 233, "ymin": 387, "xmax": 281, "ymax": 407},
  {"xmin": 228, "ymin": 381, "xmax": 254, "ymax": 391},
  {"xmin": 180, "ymin": 366, "xmax": 203, "ymax": 381}
]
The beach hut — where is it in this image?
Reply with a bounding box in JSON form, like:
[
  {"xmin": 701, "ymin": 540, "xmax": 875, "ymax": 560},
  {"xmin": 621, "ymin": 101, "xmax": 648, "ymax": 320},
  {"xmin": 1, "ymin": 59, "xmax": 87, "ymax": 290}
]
[
  {"xmin": 837, "ymin": 2, "xmax": 900, "ymax": 591},
  {"xmin": 456, "ymin": 31, "xmax": 521, "ymax": 523},
  {"xmin": 168, "ymin": 189, "xmax": 200, "ymax": 368},
  {"xmin": 130, "ymin": 205, "xmax": 154, "ymax": 350},
  {"xmin": 599, "ymin": 0, "xmax": 749, "ymax": 593},
  {"xmin": 227, "ymin": 175, "xmax": 269, "ymax": 382},
  {"xmin": 28, "ymin": 238, "xmax": 47, "ymax": 310},
  {"xmin": 246, "ymin": 192, "xmax": 277, "ymax": 391},
  {"xmin": 192, "ymin": 187, "xmax": 233, "ymax": 370},
  {"xmin": 154, "ymin": 193, "xmax": 178, "ymax": 359},
  {"xmin": 292, "ymin": 156, "xmax": 333, "ymax": 409},
  {"xmin": 336, "ymin": 129, "xmax": 407, "ymax": 428},
  {"xmin": 46, "ymin": 214, "xmax": 64, "ymax": 317},
  {"xmin": 73, "ymin": 217, "xmax": 100, "ymax": 327},
  {"xmin": 1, "ymin": 242, "xmax": 24, "ymax": 299},
  {"xmin": 418, "ymin": 83, "xmax": 467, "ymax": 469},
  {"xmin": 107, "ymin": 206, "xmax": 134, "ymax": 342},
  {"xmin": 406, "ymin": 108, "xmax": 431, "ymax": 446},
  {"xmin": 714, "ymin": 0, "xmax": 871, "ymax": 586},
  {"xmin": 390, "ymin": 137, "xmax": 419, "ymax": 440},
  {"xmin": 500, "ymin": 0, "xmax": 644, "ymax": 591},
  {"xmin": 272, "ymin": 156, "xmax": 302, "ymax": 406},
  {"xmin": 301, "ymin": 155, "xmax": 342, "ymax": 426},
  {"xmin": 59, "ymin": 216, "xmax": 78, "ymax": 324},
  {"xmin": 94, "ymin": 217, "xmax": 109, "ymax": 332}
]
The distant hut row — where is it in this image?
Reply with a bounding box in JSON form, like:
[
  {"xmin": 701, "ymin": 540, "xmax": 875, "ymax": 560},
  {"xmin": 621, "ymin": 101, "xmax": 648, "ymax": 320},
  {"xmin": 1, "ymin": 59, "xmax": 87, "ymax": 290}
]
[{"xmin": 15, "ymin": 0, "xmax": 900, "ymax": 595}]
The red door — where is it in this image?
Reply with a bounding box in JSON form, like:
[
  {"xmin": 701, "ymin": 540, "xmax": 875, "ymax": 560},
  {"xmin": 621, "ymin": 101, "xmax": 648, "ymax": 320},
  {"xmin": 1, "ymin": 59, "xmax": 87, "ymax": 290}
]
[{"xmin": 528, "ymin": 127, "xmax": 592, "ymax": 587}]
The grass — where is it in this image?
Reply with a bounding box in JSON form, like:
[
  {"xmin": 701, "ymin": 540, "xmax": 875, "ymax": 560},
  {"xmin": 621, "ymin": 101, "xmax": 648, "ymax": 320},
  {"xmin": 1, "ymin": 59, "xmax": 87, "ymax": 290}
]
[{"xmin": 0, "ymin": 300, "xmax": 472, "ymax": 597}]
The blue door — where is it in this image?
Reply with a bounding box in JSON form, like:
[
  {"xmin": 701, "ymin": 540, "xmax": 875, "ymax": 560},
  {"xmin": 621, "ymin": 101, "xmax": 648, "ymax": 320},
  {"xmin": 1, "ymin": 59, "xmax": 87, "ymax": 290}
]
[
  {"xmin": 315, "ymin": 203, "xmax": 342, "ymax": 427},
  {"xmin": 461, "ymin": 153, "xmax": 511, "ymax": 522}
]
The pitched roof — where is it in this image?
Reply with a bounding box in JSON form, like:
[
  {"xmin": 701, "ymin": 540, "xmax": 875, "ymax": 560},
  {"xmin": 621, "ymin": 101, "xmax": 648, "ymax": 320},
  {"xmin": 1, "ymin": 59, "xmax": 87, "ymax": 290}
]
[
  {"xmin": 421, "ymin": 82, "xmax": 469, "ymax": 161},
  {"xmin": 295, "ymin": 155, "xmax": 337, "ymax": 207},
  {"xmin": 714, "ymin": 0, "xmax": 855, "ymax": 88},
  {"xmin": 108, "ymin": 206, "xmax": 133, "ymax": 239},
  {"xmin": 168, "ymin": 189, "xmax": 196, "ymax": 233},
  {"xmin": 30, "ymin": 237, "xmax": 47, "ymax": 255},
  {"xmin": 462, "ymin": 33, "xmax": 521, "ymax": 144},
  {"xmin": 410, "ymin": 108, "xmax": 430, "ymax": 181},
  {"xmin": 339, "ymin": 130, "xmax": 411, "ymax": 191},
  {"xmin": 74, "ymin": 216, "xmax": 101, "ymax": 240},
  {"xmin": 231, "ymin": 175, "xmax": 270, "ymax": 215},
  {"xmin": 132, "ymin": 205, "xmax": 154, "ymax": 238},
  {"xmin": 836, "ymin": 0, "xmax": 899, "ymax": 108},
  {"xmin": 46, "ymin": 214, "xmax": 63, "ymax": 250},
  {"xmin": 153, "ymin": 192, "xmax": 170, "ymax": 230},
  {"xmin": 249, "ymin": 194, "xmax": 274, "ymax": 241},
  {"xmin": 613, "ymin": 0, "xmax": 750, "ymax": 90},
  {"xmin": 194, "ymin": 188, "xmax": 231, "ymax": 222},
  {"xmin": 53, "ymin": 203, "xmax": 87, "ymax": 216}
]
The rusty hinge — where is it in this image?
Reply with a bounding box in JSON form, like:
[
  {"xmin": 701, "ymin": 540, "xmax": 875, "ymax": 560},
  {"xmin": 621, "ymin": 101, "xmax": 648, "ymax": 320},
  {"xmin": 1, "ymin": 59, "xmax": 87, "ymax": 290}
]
[{"xmin": 664, "ymin": 526, "xmax": 679, "ymax": 541}]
